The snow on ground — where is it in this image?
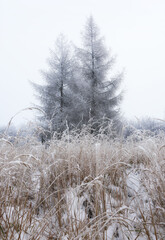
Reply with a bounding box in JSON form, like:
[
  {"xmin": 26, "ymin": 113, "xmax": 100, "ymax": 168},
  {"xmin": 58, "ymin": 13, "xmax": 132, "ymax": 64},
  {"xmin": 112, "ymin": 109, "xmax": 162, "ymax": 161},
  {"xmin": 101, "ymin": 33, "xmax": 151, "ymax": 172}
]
[
  {"xmin": 65, "ymin": 188, "xmax": 86, "ymax": 222},
  {"xmin": 60, "ymin": 168, "xmax": 152, "ymax": 239},
  {"xmin": 1, "ymin": 132, "xmax": 165, "ymax": 239}
]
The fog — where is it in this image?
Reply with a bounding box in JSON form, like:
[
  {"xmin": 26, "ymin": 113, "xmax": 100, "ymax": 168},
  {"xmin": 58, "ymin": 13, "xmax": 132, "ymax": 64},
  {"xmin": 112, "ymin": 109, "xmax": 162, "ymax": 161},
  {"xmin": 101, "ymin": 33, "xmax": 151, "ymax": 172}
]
[{"xmin": 1, "ymin": 0, "xmax": 165, "ymax": 126}]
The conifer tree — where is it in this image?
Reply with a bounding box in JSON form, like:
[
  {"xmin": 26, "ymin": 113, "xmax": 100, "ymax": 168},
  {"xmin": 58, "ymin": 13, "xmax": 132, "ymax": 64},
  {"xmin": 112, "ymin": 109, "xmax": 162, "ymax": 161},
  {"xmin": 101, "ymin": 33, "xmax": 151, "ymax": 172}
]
[
  {"xmin": 77, "ymin": 16, "xmax": 123, "ymax": 126},
  {"xmin": 33, "ymin": 18, "xmax": 123, "ymax": 135},
  {"xmin": 32, "ymin": 35, "xmax": 78, "ymax": 133}
]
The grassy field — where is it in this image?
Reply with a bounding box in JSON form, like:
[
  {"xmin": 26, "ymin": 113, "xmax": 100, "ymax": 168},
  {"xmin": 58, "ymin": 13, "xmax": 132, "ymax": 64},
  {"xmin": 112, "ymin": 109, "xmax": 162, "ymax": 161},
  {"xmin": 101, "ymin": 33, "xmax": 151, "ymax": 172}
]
[{"xmin": 0, "ymin": 126, "xmax": 165, "ymax": 239}]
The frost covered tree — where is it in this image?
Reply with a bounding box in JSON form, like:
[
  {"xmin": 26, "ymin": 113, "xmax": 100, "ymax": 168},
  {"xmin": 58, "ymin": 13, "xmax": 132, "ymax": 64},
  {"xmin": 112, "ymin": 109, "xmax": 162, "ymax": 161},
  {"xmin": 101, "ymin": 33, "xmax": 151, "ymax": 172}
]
[
  {"xmin": 77, "ymin": 16, "xmax": 123, "ymax": 126},
  {"xmin": 32, "ymin": 35, "xmax": 83, "ymax": 133},
  {"xmin": 32, "ymin": 18, "xmax": 123, "ymax": 135}
]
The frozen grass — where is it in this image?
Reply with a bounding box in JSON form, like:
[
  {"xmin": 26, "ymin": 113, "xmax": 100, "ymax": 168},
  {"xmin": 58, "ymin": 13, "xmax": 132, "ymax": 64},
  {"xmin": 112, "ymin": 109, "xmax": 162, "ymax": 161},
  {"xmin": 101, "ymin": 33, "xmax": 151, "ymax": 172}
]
[{"xmin": 0, "ymin": 126, "xmax": 165, "ymax": 239}]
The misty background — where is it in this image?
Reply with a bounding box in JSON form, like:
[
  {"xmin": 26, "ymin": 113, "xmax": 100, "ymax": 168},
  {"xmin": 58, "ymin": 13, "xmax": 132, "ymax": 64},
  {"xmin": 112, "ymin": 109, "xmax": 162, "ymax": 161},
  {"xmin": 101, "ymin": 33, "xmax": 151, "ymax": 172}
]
[{"xmin": 1, "ymin": 0, "xmax": 165, "ymax": 127}]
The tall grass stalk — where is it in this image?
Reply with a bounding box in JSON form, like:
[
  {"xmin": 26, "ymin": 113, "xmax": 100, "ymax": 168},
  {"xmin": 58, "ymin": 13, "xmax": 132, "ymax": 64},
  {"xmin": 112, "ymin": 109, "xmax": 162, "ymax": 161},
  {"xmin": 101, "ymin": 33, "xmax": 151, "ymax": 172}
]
[{"xmin": 0, "ymin": 125, "xmax": 165, "ymax": 239}]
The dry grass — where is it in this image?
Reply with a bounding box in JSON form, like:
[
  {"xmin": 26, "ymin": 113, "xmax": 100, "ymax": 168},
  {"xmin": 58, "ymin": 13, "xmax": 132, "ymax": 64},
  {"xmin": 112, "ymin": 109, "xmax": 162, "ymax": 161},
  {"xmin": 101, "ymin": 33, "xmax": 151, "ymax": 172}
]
[{"xmin": 0, "ymin": 126, "xmax": 165, "ymax": 239}]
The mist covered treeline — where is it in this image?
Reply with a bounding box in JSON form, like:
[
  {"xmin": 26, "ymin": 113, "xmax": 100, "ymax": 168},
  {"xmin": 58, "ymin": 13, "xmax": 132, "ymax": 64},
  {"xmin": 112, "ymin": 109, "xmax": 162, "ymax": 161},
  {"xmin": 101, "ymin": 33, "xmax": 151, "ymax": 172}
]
[
  {"xmin": 124, "ymin": 117, "xmax": 165, "ymax": 139},
  {"xmin": 32, "ymin": 16, "xmax": 123, "ymax": 136},
  {"xmin": 1, "ymin": 117, "xmax": 165, "ymax": 139}
]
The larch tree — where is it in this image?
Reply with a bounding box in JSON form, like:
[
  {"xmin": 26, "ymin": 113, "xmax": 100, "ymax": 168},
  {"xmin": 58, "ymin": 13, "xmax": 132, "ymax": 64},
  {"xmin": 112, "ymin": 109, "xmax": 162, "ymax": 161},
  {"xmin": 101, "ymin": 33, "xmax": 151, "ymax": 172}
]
[
  {"xmin": 77, "ymin": 16, "xmax": 123, "ymax": 127},
  {"xmin": 32, "ymin": 35, "xmax": 80, "ymax": 133},
  {"xmin": 32, "ymin": 17, "xmax": 123, "ymax": 136}
]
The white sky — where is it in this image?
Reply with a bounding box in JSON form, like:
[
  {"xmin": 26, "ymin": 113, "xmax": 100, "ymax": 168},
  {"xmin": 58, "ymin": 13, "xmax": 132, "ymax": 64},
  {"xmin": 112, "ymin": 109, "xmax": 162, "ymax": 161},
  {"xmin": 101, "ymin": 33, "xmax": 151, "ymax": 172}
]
[{"xmin": 1, "ymin": 0, "xmax": 165, "ymax": 126}]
